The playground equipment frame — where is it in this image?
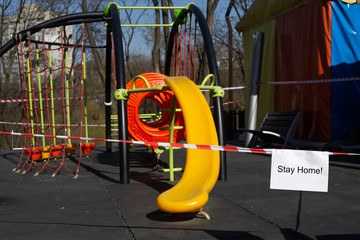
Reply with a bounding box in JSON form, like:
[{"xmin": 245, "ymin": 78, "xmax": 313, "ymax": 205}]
[
  {"xmin": 0, "ymin": 2, "xmax": 227, "ymax": 183},
  {"xmin": 164, "ymin": 3, "xmax": 227, "ymax": 180}
]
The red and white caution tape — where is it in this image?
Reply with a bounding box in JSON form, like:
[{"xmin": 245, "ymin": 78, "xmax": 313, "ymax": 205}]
[
  {"xmin": 0, "ymin": 121, "xmax": 105, "ymax": 127},
  {"xmin": 0, "ymin": 99, "xmax": 23, "ymax": 103},
  {"xmin": 206, "ymin": 76, "xmax": 360, "ymax": 91},
  {"xmin": 210, "ymin": 101, "xmax": 234, "ymax": 108},
  {"xmin": 0, "ymin": 94, "xmax": 104, "ymax": 104},
  {"xmin": 223, "ymin": 86, "xmax": 248, "ymax": 90},
  {"xmin": 1, "ymin": 130, "xmax": 358, "ymax": 156},
  {"xmin": 203, "ymin": 76, "xmax": 360, "ymax": 92},
  {"xmin": 261, "ymin": 76, "xmax": 360, "ymax": 86}
]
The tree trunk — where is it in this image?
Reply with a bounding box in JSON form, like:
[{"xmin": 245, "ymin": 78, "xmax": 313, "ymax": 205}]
[
  {"xmin": 161, "ymin": 0, "xmax": 174, "ymax": 56},
  {"xmin": 81, "ymin": 0, "xmax": 105, "ymax": 83},
  {"xmin": 206, "ymin": 0, "xmax": 219, "ymax": 35},
  {"xmin": 161, "ymin": 0, "xmax": 170, "ymax": 54},
  {"xmin": 152, "ymin": 0, "xmax": 161, "ymax": 73}
]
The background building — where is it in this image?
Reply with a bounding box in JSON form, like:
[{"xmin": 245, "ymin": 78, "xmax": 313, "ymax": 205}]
[{"xmin": 1, "ymin": 3, "xmax": 73, "ymax": 80}]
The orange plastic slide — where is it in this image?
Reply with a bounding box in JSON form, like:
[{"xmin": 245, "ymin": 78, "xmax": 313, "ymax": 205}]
[{"xmin": 157, "ymin": 76, "xmax": 220, "ymax": 214}]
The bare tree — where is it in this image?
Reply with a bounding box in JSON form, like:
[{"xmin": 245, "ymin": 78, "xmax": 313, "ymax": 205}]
[
  {"xmin": 206, "ymin": 0, "xmax": 220, "ymax": 35},
  {"xmin": 196, "ymin": 0, "xmax": 219, "ymax": 92},
  {"xmin": 161, "ymin": 0, "xmax": 174, "ymax": 56},
  {"xmin": 119, "ymin": 0, "xmax": 149, "ymax": 79},
  {"xmin": 0, "ymin": 1, "xmax": 26, "ymax": 149},
  {"xmin": 81, "ymin": 0, "xmax": 105, "ymax": 84},
  {"xmin": 151, "ymin": 0, "xmax": 161, "ymax": 73},
  {"xmin": 210, "ymin": 0, "xmax": 254, "ymax": 110},
  {"xmin": 0, "ymin": 0, "xmax": 86, "ymax": 149},
  {"xmin": 236, "ymin": 0, "xmax": 254, "ymax": 14},
  {"xmin": 0, "ymin": 0, "xmax": 67, "ymax": 149}
]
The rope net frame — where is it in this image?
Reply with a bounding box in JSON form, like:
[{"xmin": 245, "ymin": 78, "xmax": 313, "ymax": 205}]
[
  {"xmin": 170, "ymin": 13, "xmax": 199, "ymax": 83},
  {"xmin": 4, "ymin": 6, "xmax": 202, "ymax": 179},
  {"xmin": 12, "ymin": 24, "xmax": 91, "ymax": 178}
]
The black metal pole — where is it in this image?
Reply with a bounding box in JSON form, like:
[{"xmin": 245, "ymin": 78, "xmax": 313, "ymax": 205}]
[
  {"xmin": 188, "ymin": 4, "xmax": 227, "ymax": 180},
  {"xmin": 164, "ymin": 26, "xmax": 177, "ymax": 76},
  {"xmin": 105, "ymin": 26, "xmax": 112, "ymax": 153},
  {"xmin": 0, "ymin": 11, "xmax": 104, "ymax": 57},
  {"xmin": 108, "ymin": 3, "xmax": 129, "ymax": 184}
]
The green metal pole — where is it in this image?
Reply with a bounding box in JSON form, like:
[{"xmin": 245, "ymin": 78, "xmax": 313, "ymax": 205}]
[
  {"xmin": 65, "ymin": 49, "xmax": 71, "ymax": 144},
  {"xmin": 168, "ymin": 96, "xmax": 178, "ymax": 181}
]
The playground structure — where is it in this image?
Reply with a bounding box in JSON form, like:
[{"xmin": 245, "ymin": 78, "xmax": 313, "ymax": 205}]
[
  {"xmin": 0, "ymin": 2, "xmax": 226, "ymax": 216},
  {"xmin": 104, "ymin": 3, "xmax": 227, "ymax": 184}
]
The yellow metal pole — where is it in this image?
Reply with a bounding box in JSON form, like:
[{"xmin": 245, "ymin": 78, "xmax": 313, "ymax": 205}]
[
  {"xmin": 120, "ymin": 23, "xmax": 173, "ymax": 27},
  {"xmin": 117, "ymin": 6, "xmax": 186, "ymax": 10},
  {"xmin": 83, "ymin": 52, "xmax": 89, "ymax": 143},
  {"xmin": 26, "ymin": 46, "xmax": 35, "ymax": 146},
  {"xmin": 35, "ymin": 45, "xmax": 45, "ymax": 146},
  {"xmin": 48, "ymin": 48, "xmax": 56, "ymax": 145}
]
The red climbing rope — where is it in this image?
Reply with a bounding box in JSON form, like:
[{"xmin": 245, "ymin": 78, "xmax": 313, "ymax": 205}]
[{"xmin": 13, "ymin": 25, "xmax": 87, "ymax": 177}]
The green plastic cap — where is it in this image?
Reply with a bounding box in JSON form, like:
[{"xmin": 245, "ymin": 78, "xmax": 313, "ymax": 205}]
[
  {"xmin": 173, "ymin": 9, "xmax": 188, "ymax": 24},
  {"xmin": 104, "ymin": 2, "xmax": 120, "ymax": 17}
]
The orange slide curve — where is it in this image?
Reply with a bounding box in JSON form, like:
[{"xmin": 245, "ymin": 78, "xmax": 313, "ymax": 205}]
[{"xmin": 157, "ymin": 76, "xmax": 220, "ymax": 214}]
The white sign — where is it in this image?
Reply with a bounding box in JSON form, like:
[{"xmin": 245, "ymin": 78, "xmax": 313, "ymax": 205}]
[{"xmin": 270, "ymin": 149, "xmax": 329, "ymax": 192}]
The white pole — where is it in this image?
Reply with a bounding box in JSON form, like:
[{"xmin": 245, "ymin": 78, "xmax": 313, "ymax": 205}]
[{"xmin": 245, "ymin": 32, "xmax": 264, "ymax": 147}]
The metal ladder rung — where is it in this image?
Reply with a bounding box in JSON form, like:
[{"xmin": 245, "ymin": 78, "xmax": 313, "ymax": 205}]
[
  {"xmin": 160, "ymin": 108, "xmax": 182, "ymax": 112},
  {"xmin": 159, "ymin": 167, "xmax": 183, "ymax": 173},
  {"xmin": 158, "ymin": 126, "xmax": 184, "ymax": 130}
]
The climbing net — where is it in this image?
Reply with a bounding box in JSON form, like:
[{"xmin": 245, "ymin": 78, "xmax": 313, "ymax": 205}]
[
  {"xmin": 12, "ymin": 25, "xmax": 93, "ymax": 178},
  {"xmin": 170, "ymin": 13, "xmax": 198, "ymax": 82}
]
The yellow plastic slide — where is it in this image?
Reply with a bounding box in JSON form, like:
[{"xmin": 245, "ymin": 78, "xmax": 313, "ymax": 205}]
[{"xmin": 157, "ymin": 76, "xmax": 220, "ymax": 213}]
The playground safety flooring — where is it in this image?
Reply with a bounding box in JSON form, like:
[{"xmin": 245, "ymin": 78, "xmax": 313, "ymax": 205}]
[{"xmin": 1, "ymin": 143, "xmax": 360, "ymax": 240}]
